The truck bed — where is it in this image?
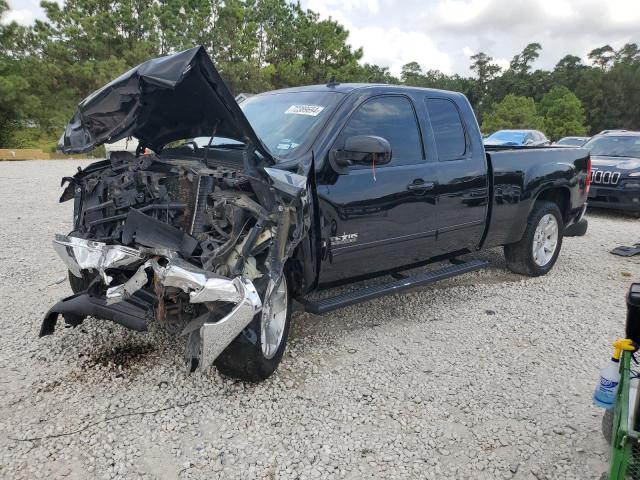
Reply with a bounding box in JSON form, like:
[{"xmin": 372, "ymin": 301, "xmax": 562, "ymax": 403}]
[{"xmin": 482, "ymin": 146, "xmax": 590, "ymax": 249}]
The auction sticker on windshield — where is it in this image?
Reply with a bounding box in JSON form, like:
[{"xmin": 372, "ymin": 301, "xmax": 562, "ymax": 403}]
[{"xmin": 285, "ymin": 105, "xmax": 325, "ymax": 116}]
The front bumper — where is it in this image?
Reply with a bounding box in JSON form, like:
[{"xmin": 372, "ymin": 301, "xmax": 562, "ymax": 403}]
[
  {"xmin": 43, "ymin": 235, "xmax": 262, "ymax": 370},
  {"xmin": 588, "ymin": 185, "xmax": 640, "ymax": 212}
]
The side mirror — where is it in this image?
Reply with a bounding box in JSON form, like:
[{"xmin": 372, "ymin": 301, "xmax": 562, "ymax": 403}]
[
  {"xmin": 331, "ymin": 135, "xmax": 392, "ymax": 171},
  {"xmin": 524, "ymin": 139, "xmax": 534, "ymax": 146}
]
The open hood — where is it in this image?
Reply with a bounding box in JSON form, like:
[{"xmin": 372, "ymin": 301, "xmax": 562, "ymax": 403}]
[{"xmin": 59, "ymin": 46, "xmax": 272, "ymax": 160}]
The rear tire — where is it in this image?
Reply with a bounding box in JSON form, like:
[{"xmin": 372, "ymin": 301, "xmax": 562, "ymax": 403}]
[
  {"xmin": 504, "ymin": 200, "xmax": 564, "ymax": 276},
  {"xmin": 215, "ymin": 271, "xmax": 292, "ymax": 382}
]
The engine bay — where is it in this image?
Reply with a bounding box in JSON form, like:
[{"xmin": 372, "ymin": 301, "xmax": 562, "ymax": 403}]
[{"xmin": 42, "ymin": 150, "xmax": 309, "ymax": 371}]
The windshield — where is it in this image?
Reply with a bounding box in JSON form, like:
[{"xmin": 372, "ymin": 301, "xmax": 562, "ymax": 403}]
[
  {"xmin": 182, "ymin": 91, "xmax": 343, "ymax": 161},
  {"xmin": 583, "ymin": 135, "xmax": 640, "ymax": 157},
  {"xmin": 487, "ymin": 131, "xmax": 526, "ymax": 143},
  {"xmin": 556, "ymin": 137, "xmax": 587, "ymax": 146},
  {"xmin": 240, "ymin": 91, "xmax": 343, "ymax": 160}
]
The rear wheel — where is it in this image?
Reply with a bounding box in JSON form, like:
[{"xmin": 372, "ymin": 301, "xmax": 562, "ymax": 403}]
[
  {"xmin": 504, "ymin": 200, "xmax": 564, "ymax": 276},
  {"xmin": 215, "ymin": 272, "xmax": 292, "ymax": 382}
]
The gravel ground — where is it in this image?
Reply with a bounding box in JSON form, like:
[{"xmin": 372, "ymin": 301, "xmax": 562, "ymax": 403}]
[{"xmin": 1, "ymin": 159, "xmax": 639, "ymax": 480}]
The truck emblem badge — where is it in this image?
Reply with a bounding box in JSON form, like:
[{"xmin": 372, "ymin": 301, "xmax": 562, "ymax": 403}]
[{"xmin": 331, "ymin": 232, "xmax": 358, "ymax": 246}]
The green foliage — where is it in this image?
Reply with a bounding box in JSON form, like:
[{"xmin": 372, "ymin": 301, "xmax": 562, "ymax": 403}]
[
  {"xmin": 400, "ymin": 62, "xmax": 473, "ymax": 100},
  {"xmin": 538, "ymin": 86, "xmax": 587, "ymax": 140},
  {"xmin": 351, "ymin": 63, "xmax": 398, "ymax": 84},
  {"xmin": 509, "ymin": 43, "xmax": 542, "ymax": 75},
  {"xmin": 481, "ymin": 95, "xmax": 544, "ymax": 133},
  {"xmin": 1, "ymin": 1, "xmax": 640, "ymax": 148},
  {"xmin": 5, "ymin": 127, "xmax": 57, "ymax": 150},
  {"xmin": 0, "ymin": 0, "xmax": 370, "ymax": 147}
]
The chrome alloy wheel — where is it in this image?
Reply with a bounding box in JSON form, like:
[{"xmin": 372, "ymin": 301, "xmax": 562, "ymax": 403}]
[
  {"xmin": 532, "ymin": 213, "xmax": 559, "ymax": 266},
  {"xmin": 260, "ymin": 276, "xmax": 288, "ymax": 359}
]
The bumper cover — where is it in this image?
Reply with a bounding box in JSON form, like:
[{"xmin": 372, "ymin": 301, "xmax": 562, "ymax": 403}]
[
  {"xmin": 44, "ymin": 236, "xmax": 262, "ymax": 370},
  {"xmin": 588, "ymin": 186, "xmax": 640, "ymax": 212},
  {"xmin": 53, "ymin": 234, "xmax": 145, "ymax": 282}
]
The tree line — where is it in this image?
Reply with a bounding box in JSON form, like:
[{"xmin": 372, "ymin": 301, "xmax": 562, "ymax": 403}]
[{"xmin": 1, "ymin": 0, "xmax": 639, "ymax": 149}]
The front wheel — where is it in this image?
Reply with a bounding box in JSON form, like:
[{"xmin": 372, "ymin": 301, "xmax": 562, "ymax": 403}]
[
  {"xmin": 504, "ymin": 200, "xmax": 564, "ymax": 276},
  {"xmin": 214, "ymin": 272, "xmax": 292, "ymax": 382}
]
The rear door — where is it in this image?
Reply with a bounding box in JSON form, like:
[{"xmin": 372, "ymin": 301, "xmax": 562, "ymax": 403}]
[
  {"xmin": 424, "ymin": 96, "xmax": 489, "ymax": 254},
  {"xmin": 317, "ymin": 94, "xmax": 438, "ymax": 283}
]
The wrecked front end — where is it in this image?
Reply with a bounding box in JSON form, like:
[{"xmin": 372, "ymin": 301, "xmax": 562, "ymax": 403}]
[
  {"xmin": 42, "ymin": 46, "xmax": 311, "ymax": 374},
  {"xmin": 42, "ymin": 153, "xmax": 309, "ymax": 372}
]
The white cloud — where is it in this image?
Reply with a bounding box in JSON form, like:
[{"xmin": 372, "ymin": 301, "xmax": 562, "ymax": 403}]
[
  {"xmin": 2, "ymin": 0, "xmax": 62, "ymax": 25},
  {"xmin": 3, "ymin": 8, "xmax": 37, "ymax": 24},
  {"xmin": 350, "ymin": 27, "xmax": 453, "ymax": 75},
  {"xmin": 607, "ymin": 0, "xmax": 640, "ymax": 26},
  {"xmin": 306, "ymin": 0, "xmax": 640, "ymax": 75},
  {"xmin": 436, "ymin": 0, "xmax": 490, "ymax": 25},
  {"xmin": 5, "ymin": 0, "xmax": 640, "ymax": 77}
]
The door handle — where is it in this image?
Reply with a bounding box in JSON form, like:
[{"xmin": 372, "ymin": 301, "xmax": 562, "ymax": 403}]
[{"xmin": 407, "ymin": 180, "xmax": 434, "ymax": 191}]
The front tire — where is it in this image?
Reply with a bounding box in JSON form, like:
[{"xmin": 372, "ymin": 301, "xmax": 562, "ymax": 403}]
[
  {"xmin": 504, "ymin": 200, "xmax": 564, "ymax": 276},
  {"xmin": 214, "ymin": 272, "xmax": 292, "ymax": 382}
]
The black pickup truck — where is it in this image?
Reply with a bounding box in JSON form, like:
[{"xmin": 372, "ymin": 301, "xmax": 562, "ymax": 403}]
[{"xmin": 43, "ymin": 46, "xmax": 590, "ymax": 381}]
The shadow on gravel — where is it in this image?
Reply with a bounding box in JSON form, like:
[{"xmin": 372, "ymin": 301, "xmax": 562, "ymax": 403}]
[
  {"xmin": 32, "ymin": 339, "xmax": 161, "ymax": 394},
  {"xmin": 83, "ymin": 342, "xmax": 156, "ymax": 370}
]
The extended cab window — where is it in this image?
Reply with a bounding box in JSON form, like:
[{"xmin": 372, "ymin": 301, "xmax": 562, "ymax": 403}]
[
  {"xmin": 426, "ymin": 98, "xmax": 466, "ymax": 161},
  {"xmin": 339, "ymin": 96, "xmax": 423, "ymax": 166}
]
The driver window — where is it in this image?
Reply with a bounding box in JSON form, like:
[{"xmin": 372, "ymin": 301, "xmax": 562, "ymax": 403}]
[{"xmin": 338, "ymin": 96, "xmax": 423, "ymax": 166}]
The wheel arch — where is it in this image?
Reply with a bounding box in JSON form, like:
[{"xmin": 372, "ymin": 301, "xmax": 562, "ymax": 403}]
[{"xmin": 533, "ymin": 186, "xmax": 571, "ymax": 224}]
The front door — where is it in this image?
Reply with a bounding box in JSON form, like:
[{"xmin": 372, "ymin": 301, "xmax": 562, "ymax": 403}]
[{"xmin": 317, "ymin": 95, "xmax": 438, "ymax": 284}]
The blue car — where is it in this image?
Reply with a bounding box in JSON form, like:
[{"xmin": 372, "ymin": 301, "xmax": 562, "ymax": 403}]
[{"xmin": 484, "ymin": 129, "xmax": 550, "ymax": 147}]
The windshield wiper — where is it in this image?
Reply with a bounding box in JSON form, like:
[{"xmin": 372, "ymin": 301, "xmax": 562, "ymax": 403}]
[{"xmin": 201, "ymin": 143, "xmax": 245, "ymax": 149}]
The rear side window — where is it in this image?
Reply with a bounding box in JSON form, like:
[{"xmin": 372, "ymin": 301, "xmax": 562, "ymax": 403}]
[
  {"xmin": 339, "ymin": 96, "xmax": 423, "ymax": 166},
  {"xmin": 426, "ymin": 98, "xmax": 466, "ymax": 161}
]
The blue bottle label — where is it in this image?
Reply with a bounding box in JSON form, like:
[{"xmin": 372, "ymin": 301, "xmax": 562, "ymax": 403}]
[
  {"xmin": 593, "ymin": 376, "xmax": 619, "ymax": 409},
  {"xmin": 600, "ymin": 378, "xmax": 618, "ymax": 389}
]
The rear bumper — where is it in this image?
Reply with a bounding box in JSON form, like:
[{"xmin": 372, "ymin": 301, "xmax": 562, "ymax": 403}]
[
  {"xmin": 42, "ymin": 235, "xmax": 262, "ymax": 370},
  {"xmin": 588, "ymin": 186, "xmax": 640, "ymax": 212}
]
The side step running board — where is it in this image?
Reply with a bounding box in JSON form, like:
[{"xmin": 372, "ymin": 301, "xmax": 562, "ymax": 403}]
[{"xmin": 300, "ymin": 259, "xmax": 488, "ymax": 315}]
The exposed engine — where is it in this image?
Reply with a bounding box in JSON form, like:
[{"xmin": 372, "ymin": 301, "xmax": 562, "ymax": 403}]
[
  {"xmin": 42, "ymin": 45, "xmax": 312, "ymax": 378},
  {"xmin": 42, "ymin": 150, "xmax": 309, "ymax": 371}
]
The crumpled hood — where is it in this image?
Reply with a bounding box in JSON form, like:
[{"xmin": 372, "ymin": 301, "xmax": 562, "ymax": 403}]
[{"xmin": 59, "ymin": 46, "xmax": 272, "ymax": 160}]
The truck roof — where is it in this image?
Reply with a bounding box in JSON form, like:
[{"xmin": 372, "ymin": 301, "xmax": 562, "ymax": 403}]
[{"xmin": 255, "ymin": 83, "xmax": 467, "ymax": 98}]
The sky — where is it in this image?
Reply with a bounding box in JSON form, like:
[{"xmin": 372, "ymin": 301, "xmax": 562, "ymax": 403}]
[{"xmin": 5, "ymin": 0, "xmax": 640, "ymax": 76}]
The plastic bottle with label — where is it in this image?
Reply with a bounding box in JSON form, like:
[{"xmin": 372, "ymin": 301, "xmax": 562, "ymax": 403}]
[{"xmin": 593, "ymin": 339, "xmax": 635, "ymax": 410}]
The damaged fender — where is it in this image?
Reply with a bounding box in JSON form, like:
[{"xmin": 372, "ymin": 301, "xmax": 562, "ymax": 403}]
[{"xmin": 44, "ymin": 46, "xmax": 311, "ymax": 373}]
